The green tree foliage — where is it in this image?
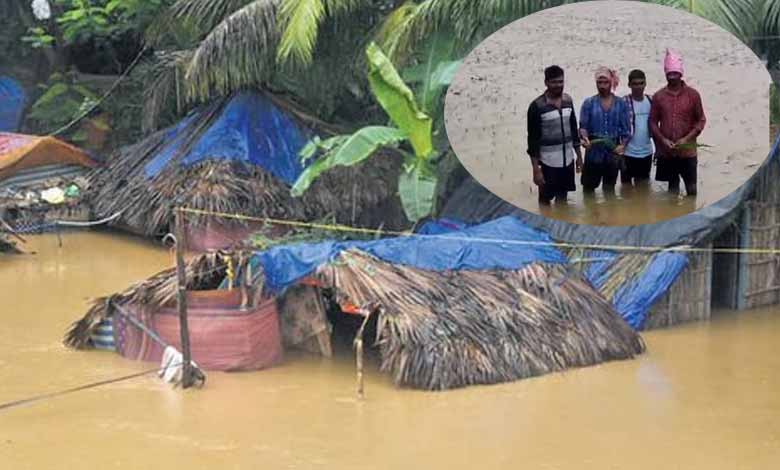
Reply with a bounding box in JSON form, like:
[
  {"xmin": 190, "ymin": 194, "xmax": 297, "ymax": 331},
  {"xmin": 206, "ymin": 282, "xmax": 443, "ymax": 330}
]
[{"xmin": 292, "ymin": 43, "xmax": 442, "ymax": 222}]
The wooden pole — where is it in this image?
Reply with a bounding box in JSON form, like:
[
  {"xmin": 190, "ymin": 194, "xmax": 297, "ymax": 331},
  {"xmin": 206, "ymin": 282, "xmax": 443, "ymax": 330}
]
[
  {"xmin": 355, "ymin": 335, "xmax": 365, "ymax": 400},
  {"xmin": 353, "ymin": 311, "xmax": 372, "ymax": 400},
  {"xmin": 175, "ymin": 208, "xmax": 194, "ymax": 388},
  {"xmin": 737, "ymin": 205, "xmax": 751, "ymax": 310}
]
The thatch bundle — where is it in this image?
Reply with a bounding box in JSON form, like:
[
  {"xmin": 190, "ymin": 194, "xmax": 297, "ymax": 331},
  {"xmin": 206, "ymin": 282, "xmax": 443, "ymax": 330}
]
[
  {"xmin": 566, "ymin": 248, "xmax": 656, "ymax": 302},
  {"xmin": 65, "ymin": 247, "xmax": 645, "ymax": 390},
  {"xmin": 87, "ymin": 95, "xmax": 407, "ymax": 238},
  {"xmin": 316, "ymin": 250, "xmax": 645, "ymax": 390}
]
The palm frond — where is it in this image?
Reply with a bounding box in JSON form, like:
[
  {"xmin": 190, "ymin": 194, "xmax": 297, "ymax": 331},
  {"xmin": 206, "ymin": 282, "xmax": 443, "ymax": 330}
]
[
  {"xmin": 645, "ymin": 0, "xmax": 760, "ymax": 41},
  {"xmin": 168, "ymin": 0, "xmax": 255, "ymax": 31},
  {"xmin": 375, "ymin": 1, "xmax": 420, "ymax": 65},
  {"xmin": 276, "ymin": 0, "xmax": 327, "ymax": 65},
  {"xmin": 385, "ymin": 0, "xmax": 579, "ymax": 61},
  {"xmin": 184, "ymin": 0, "xmax": 281, "ymax": 103},
  {"xmin": 269, "ymin": 7, "xmax": 381, "ymax": 121},
  {"xmin": 141, "ymin": 50, "xmax": 196, "ymax": 132},
  {"xmin": 764, "ymin": 0, "xmax": 780, "ymax": 35},
  {"xmin": 275, "ymin": 0, "xmax": 362, "ymax": 66}
]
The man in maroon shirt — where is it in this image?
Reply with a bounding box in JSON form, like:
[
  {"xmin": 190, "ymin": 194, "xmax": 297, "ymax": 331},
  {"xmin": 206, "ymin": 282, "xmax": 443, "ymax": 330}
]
[{"xmin": 649, "ymin": 49, "xmax": 707, "ymax": 196}]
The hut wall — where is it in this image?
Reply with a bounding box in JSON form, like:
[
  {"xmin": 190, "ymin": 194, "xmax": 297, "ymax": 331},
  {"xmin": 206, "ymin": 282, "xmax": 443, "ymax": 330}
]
[
  {"xmin": 733, "ymin": 151, "xmax": 780, "ymax": 309},
  {"xmin": 711, "ymin": 223, "xmax": 741, "ymax": 309},
  {"xmin": 645, "ymin": 244, "xmax": 712, "ymax": 329},
  {"xmin": 740, "ymin": 201, "xmax": 780, "ymax": 309}
]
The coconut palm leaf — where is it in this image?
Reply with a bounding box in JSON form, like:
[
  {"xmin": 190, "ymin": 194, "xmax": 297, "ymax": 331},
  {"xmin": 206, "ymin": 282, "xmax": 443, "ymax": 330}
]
[
  {"xmin": 140, "ymin": 49, "xmax": 196, "ymax": 132},
  {"xmin": 764, "ymin": 0, "xmax": 780, "ymax": 35},
  {"xmin": 376, "ymin": 0, "xmax": 424, "ymax": 65},
  {"xmin": 386, "ymin": 0, "xmax": 580, "ymax": 56},
  {"xmin": 275, "ymin": 0, "xmax": 362, "ymax": 65},
  {"xmin": 185, "ymin": 0, "xmax": 280, "ymax": 102},
  {"xmin": 168, "ymin": 0, "xmax": 255, "ymax": 31},
  {"xmin": 645, "ymin": 0, "xmax": 761, "ymax": 42}
]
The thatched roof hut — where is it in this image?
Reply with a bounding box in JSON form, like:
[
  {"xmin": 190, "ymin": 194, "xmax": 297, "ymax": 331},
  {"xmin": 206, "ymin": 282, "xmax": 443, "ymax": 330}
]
[
  {"xmin": 65, "ymin": 217, "xmax": 645, "ymax": 390},
  {"xmin": 87, "ymin": 91, "xmax": 408, "ymax": 245}
]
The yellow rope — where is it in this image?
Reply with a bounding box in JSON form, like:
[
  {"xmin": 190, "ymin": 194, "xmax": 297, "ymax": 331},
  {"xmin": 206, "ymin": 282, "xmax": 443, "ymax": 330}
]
[{"xmin": 177, "ymin": 207, "xmax": 780, "ymax": 256}]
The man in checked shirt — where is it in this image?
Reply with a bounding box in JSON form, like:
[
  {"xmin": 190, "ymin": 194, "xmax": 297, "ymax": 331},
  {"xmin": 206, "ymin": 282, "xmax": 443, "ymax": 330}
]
[{"xmin": 650, "ymin": 49, "xmax": 707, "ymax": 196}]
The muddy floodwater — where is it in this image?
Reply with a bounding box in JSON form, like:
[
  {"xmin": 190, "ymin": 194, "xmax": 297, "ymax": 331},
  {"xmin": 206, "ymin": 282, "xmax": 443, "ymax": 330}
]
[{"xmin": 2, "ymin": 232, "xmax": 779, "ymax": 469}]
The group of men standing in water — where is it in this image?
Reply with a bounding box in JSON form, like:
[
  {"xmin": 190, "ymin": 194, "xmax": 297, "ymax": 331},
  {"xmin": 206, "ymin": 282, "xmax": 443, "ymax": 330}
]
[{"xmin": 527, "ymin": 49, "xmax": 707, "ymax": 205}]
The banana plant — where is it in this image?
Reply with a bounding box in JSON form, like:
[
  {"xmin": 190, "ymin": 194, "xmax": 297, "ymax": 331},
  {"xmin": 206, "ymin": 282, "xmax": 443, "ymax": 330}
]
[{"xmin": 292, "ymin": 41, "xmax": 455, "ymax": 222}]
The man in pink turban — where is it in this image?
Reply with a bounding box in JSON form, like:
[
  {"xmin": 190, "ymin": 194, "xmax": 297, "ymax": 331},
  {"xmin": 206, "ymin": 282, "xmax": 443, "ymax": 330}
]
[
  {"xmin": 649, "ymin": 48, "xmax": 707, "ymax": 196},
  {"xmin": 594, "ymin": 66, "xmax": 620, "ymax": 92}
]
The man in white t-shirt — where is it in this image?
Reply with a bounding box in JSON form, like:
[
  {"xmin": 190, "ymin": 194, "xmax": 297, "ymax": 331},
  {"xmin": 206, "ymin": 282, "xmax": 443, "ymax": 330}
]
[{"xmin": 620, "ymin": 69, "xmax": 655, "ymax": 185}]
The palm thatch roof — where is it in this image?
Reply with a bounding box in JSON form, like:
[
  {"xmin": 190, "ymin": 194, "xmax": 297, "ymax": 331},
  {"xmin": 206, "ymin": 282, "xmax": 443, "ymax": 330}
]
[
  {"xmin": 64, "ymin": 249, "xmax": 253, "ymax": 349},
  {"xmin": 65, "ymin": 247, "xmax": 645, "ymax": 390},
  {"xmin": 316, "ymin": 250, "xmax": 645, "ymax": 390},
  {"xmin": 87, "ymin": 92, "xmax": 407, "ymax": 238}
]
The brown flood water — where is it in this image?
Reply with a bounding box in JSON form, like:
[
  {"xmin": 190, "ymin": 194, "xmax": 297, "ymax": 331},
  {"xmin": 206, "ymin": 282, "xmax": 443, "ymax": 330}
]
[{"xmin": 2, "ymin": 232, "xmax": 780, "ymax": 469}]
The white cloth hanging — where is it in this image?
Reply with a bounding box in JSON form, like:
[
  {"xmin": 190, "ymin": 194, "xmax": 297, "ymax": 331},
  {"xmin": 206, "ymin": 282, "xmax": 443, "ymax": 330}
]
[{"xmin": 31, "ymin": 0, "xmax": 51, "ymax": 20}]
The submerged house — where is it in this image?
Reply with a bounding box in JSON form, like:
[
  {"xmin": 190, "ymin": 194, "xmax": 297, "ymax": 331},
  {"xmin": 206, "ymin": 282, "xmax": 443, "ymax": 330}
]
[
  {"xmin": 65, "ymin": 216, "xmax": 646, "ymax": 391},
  {"xmin": 87, "ymin": 91, "xmax": 408, "ymax": 250},
  {"xmin": 0, "ymin": 132, "xmax": 98, "ymax": 233}
]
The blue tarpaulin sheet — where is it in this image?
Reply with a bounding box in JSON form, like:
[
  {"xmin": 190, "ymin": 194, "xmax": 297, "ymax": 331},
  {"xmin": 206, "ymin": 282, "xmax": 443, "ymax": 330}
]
[
  {"xmin": 612, "ymin": 251, "xmax": 688, "ymax": 329},
  {"xmin": 404, "ymin": 218, "xmax": 690, "ymax": 330},
  {"xmin": 250, "ymin": 216, "xmax": 567, "ymax": 293},
  {"xmin": 416, "ymin": 218, "xmax": 469, "ymax": 234},
  {"xmin": 579, "ymin": 249, "xmax": 688, "ymax": 329},
  {"xmin": 144, "ymin": 92, "xmax": 310, "ymax": 184},
  {"xmin": 0, "ymin": 77, "xmax": 25, "ymax": 132}
]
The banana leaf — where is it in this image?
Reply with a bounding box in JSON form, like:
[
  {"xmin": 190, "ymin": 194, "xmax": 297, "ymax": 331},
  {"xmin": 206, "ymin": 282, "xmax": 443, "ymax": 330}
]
[
  {"xmin": 366, "ymin": 42, "xmax": 433, "ymax": 159},
  {"xmin": 299, "ymin": 135, "xmax": 349, "ymax": 163},
  {"xmin": 291, "ymin": 126, "xmax": 407, "ymax": 196},
  {"xmin": 400, "ymin": 30, "xmax": 462, "ymax": 115},
  {"xmin": 398, "ymin": 162, "xmax": 437, "ymax": 222}
]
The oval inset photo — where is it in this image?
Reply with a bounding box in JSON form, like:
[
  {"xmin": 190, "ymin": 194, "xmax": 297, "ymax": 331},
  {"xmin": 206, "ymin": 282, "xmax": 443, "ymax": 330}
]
[{"xmin": 444, "ymin": 0, "xmax": 772, "ymax": 226}]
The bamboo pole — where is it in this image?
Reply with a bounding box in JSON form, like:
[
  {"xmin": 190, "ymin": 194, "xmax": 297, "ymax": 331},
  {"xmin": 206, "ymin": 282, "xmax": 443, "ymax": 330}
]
[
  {"xmin": 175, "ymin": 208, "xmax": 194, "ymax": 388},
  {"xmin": 55, "ymin": 222, "xmax": 62, "ymax": 248},
  {"xmin": 354, "ymin": 311, "xmax": 372, "ymax": 400},
  {"xmin": 737, "ymin": 205, "xmax": 751, "ymax": 310}
]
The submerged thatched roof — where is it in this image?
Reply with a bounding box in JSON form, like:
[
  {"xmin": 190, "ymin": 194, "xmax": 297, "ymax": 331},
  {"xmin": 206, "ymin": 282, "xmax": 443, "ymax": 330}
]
[
  {"xmin": 316, "ymin": 250, "xmax": 645, "ymax": 390},
  {"xmin": 64, "ymin": 250, "xmax": 254, "ymax": 349},
  {"xmin": 88, "ymin": 92, "xmax": 407, "ymax": 238},
  {"xmin": 66, "ymin": 247, "xmax": 645, "ymax": 390}
]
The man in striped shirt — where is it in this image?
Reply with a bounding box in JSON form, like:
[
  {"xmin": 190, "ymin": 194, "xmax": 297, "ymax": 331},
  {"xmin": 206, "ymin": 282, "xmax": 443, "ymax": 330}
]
[{"xmin": 527, "ymin": 65, "xmax": 583, "ymax": 205}]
